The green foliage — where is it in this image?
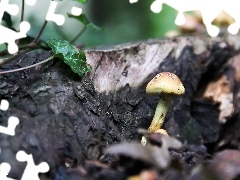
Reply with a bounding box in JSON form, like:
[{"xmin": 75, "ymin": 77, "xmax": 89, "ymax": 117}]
[
  {"xmin": 68, "ymin": 14, "xmax": 104, "ymax": 32},
  {"xmin": 46, "ymin": 38, "xmax": 91, "ymax": 76},
  {"xmin": 72, "ymin": 0, "xmax": 87, "ymax": 3},
  {"xmin": 149, "ymin": 4, "xmax": 178, "ymax": 37},
  {"xmin": 2, "ymin": 12, "xmax": 12, "ymax": 28},
  {"xmin": 57, "ymin": 0, "xmax": 87, "ymax": 2}
]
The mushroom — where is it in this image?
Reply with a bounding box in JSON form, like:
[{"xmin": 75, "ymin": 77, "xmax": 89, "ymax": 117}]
[
  {"xmin": 141, "ymin": 129, "xmax": 169, "ymax": 146},
  {"xmin": 145, "ymin": 72, "xmax": 185, "ymax": 132}
]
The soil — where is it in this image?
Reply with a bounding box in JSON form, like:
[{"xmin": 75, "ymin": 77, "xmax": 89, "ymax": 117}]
[{"xmin": 1, "ymin": 35, "xmax": 240, "ymax": 179}]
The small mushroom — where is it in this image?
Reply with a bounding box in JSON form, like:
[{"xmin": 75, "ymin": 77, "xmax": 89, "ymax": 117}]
[{"xmin": 145, "ymin": 72, "xmax": 185, "ymax": 132}]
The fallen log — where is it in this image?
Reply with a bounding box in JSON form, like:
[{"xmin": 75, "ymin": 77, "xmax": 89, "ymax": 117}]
[{"xmin": 0, "ymin": 35, "xmax": 240, "ymax": 179}]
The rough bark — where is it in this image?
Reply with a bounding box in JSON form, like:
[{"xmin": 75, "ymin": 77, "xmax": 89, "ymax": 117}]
[{"xmin": 1, "ymin": 35, "xmax": 240, "ymax": 179}]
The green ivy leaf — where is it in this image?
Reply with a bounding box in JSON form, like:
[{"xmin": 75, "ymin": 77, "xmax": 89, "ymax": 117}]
[
  {"xmin": 46, "ymin": 38, "xmax": 91, "ymax": 77},
  {"xmin": 68, "ymin": 14, "xmax": 105, "ymax": 32}
]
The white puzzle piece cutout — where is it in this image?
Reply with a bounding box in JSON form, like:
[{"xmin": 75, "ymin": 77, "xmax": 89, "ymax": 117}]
[
  {"xmin": 0, "ymin": 100, "xmax": 9, "ymax": 111},
  {"xmin": 46, "ymin": 1, "xmax": 65, "ymax": 26},
  {"xmin": 0, "ymin": 163, "xmax": 16, "ymax": 180},
  {"xmin": 0, "ymin": 100, "xmax": 19, "ymax": 136},
  {"xmin": 16, "ymin": 151, "xmax": 49, "ymax": 180},
  {"xmin": 71, "ymin": 6, "xmax": 82, "ymax": 16},
  {"xmin": 0, "ymin": 21, "xmax": 30, "ymax": 54},
  {"xmin": 0, "ymin": 116, "xmax": 19, "ymax": 136},
  {"xmin": 149, "ymin": 0, "xmax": 240, "ymax": 37},
  {"xmin": 129, "ymin": 0, "xmax": 138, "ymax": 3},
  {"xmin": 0, "ymin": 0, "xmax": 30, "ymax": 54},
  {"xmin": 0, "ymin": 0, "xmax": 19, "ymax": 20},
  {"xmin": 0, "ymin": 99, "xmax": 49, "ymax": 179},
  {"xmin": 25, "ymin": 0, "xmax": 36, "ymax": 6}
]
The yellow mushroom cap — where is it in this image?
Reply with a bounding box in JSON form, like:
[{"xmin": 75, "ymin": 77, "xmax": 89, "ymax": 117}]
[{"xmin": 146, "ymin": 72, "xmax": 185, "ymax": 95}]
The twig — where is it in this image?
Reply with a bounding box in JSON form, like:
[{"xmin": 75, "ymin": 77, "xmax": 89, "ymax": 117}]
[
  {"xmin": 0, "ymin": 42, "xmax": 41, "ymax": 57},
  {"xmin": 0, "ymin": 55, "xmax": 55, "ymax": 74},
  {"xmin": 70, "ymin": 26, "xmax": 87, "ymax": 44},
  {"xmin": 0, "ymin": 19, "xmax": 48, "ymax": 58},
  {"xmin": 31, "ymin": 20, "xmax": 48, "ymax": 44},
  {"xmin": 18, "ymin": 42, "xmax": 39, "ymax": 50},
  {"xmin": 20, "ymin": 0, "xmax": 25, "ymax": 23},
  {"xmin": 17, "ymin": 20, "xmax": 48, "ymax": 50}
]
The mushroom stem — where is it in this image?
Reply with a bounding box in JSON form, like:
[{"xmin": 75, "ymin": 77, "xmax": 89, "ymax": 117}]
[{"xmin": 148, "ymin": 94, "xmax": 172, "ymax": 132}]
